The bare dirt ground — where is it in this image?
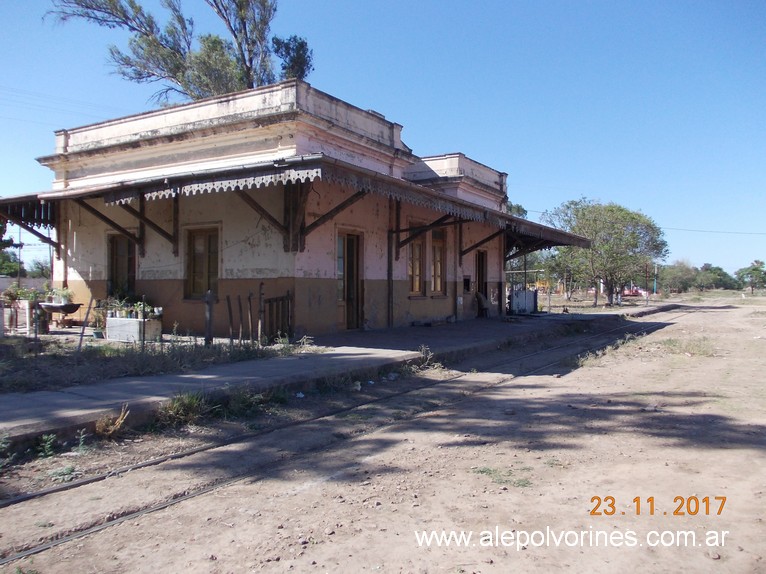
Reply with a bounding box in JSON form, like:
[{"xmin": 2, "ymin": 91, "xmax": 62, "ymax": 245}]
[{"xmin": 2, "ymin": 294, "xmax": 765, "ymax": 573}]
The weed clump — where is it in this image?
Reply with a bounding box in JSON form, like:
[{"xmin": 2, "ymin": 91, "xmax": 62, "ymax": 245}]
[
  {"xmin": 156, "ymin": 392, "xmax": 215, "ymax": 427},
  {"xmin": 576, "ymin": 333, "xmax": 638, "ymax": 368},
  {"xmin": 36, "ymin": 433, "xmax": 57, "ymax": 458},
  {"xmin": 401, "ymin": 345, "xmax": 443, "ymax": 375},
  {"xmin": 220, "ymin": 387, "xmax": 270, "ymax": 418},
  {"xmin": 48, "ymin": 465, "xmax": 82, "ymax": 483},
  {"xmin": 0, "ymin": 433, "xmax": 16, "ymax": 473},
  {"xmin": 95, "ymin": 403, "xmax": 130, "ymax": 439}
]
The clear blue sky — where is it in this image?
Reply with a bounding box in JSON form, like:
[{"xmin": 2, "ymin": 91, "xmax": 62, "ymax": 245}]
[{"xmin": 1, "ymin": 1, "xmax": 764, "ymax": 274}]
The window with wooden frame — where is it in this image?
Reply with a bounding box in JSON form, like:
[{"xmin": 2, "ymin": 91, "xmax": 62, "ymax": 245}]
[
  {"xmin": 431, "ymin": 229, "xmax": 446, "ymax": 294},
  {"xmin": 408, "ymin": 236, "xmax": 425, "ymax": 295},
  {"xmin": 186, "ymin": 228, "xmax": 219, "ymax": 299}
]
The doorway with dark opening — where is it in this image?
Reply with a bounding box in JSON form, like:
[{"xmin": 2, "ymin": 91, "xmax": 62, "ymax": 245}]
[
  {"xmin": 108, "ymin": 234, "xmax": 135, "ymax": 297},
  {"xmin": 476, "ymin": 250, "xmax": 488, "ymax": 317},
  {"xmin": 337, "ymin": 233, "xmax": 362, "ymax": 329}
]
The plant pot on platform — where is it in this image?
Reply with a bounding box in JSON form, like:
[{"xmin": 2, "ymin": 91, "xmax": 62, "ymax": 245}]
[{"xmin": 106, "ymin": 317, "xmax": 162, "ymax": 343}]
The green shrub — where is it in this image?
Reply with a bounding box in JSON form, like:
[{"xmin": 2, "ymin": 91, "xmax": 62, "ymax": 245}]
[{"xmin": 157, "ymin": 392, "xmax": 216, "ymax": 427}]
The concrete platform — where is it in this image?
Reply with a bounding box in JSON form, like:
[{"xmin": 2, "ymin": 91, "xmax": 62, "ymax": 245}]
[{"xmin": 0, "ymin": 306, "xmax": 667, "ymax": 448}]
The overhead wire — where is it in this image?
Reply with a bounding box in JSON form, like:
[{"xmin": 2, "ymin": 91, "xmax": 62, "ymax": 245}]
[
  {"xmin": 523, "ymin": 208, "xmax": 765, "ymax": 236},
  {"xmin": 2, "ymin": 83, "xmax": 763, "ymax": 253},
  {"xmin": 0, "ymin": 84, "xmax": 136, "ymax": 117}
]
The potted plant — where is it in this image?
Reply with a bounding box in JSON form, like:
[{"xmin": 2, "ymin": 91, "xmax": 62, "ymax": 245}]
[
  {"xmin": 3, "ymin": 285, "xmax": 45, "ymax": 332},
  {"xmin": 2, "ymin": 285, "xmax": 20, "ymax": 303},
  {"xmin": 105, "ymin": 296, "xmax": 162, "ymax": 342},
  {"xmin": 2, "ymin": 284, "xmax": 41, "ymax": 302},
  {"xmin": 48, "ymin": 287, "xmax": 74, "ymax": 305},
  {"xmin": 105, "ymin": 296, "xmax": 127, "ymax": 318},
  {"xmin": 133, "ymin": 301, "xmax": 152, "ymax": 320},
  {"xmin": 2, "ymin": 285, "xmax": 20, "ymax": 330}
]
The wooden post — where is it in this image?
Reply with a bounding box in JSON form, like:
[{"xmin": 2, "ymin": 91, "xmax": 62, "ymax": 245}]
[
  {"xmin": 247, "ymin": 292, "xmax": 254, "ymax": 345},
  {"xmin": 258, "ymin": 282, "xmax": 264, "ymax": 345},
  {"xmin": 76, "ymin": 296, "xmax": 95, "ymax": 354},
  {"xmin": 387, "ymin": 230, "xmax": 394, "ymax": 328},
  {"xmin": 204, "ymin": 290, "xmax": 214, "ymax": 347},
  {"xmin": 226, "ymin": 295, "xmax": 234, "ymax": 348},
  {"xmin": 32, "ymin": 298, "xmax": 39, "ymax": 341},
  {"xmin": 237, "ymin": 295, "xmax": 244, "ymax": 345},
  {"xmin": 141, "ymin": 294, "xmax": 147, "ymax": 353},
  {"xmin": 287, "ymin": 290, "xmax": 292, "ymax": 337}
]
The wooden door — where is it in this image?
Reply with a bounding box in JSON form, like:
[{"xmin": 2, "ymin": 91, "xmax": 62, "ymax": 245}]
[{"xmin": 337, "ymin": 233, "xmax": 362, "ymax": 329}]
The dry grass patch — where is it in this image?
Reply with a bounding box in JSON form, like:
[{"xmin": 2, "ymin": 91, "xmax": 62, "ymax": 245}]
[
  {"xmin": 0, "ymin": 335, "xmax": 323, "ymax": 394},
  {"xmin": 657, "ymin": 336, "xmax": 715, "ymax": 357},
  {"xmin": 473, "ymin": 466, "xmax": 532, "ymax": 488},
  {"xmin": 575, "ymin": 333, "xmax": 639, "ymax": 368}
]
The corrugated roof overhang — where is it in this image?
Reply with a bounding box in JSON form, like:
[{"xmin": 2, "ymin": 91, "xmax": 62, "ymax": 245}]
[{"xmin": 0, "ymin": 153, "xmax": 589, "ymax": 250}]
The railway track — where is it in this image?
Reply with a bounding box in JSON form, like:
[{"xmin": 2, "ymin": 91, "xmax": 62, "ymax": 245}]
[{"xmin": 0, "ymin": 306, "xmax": 697, "ymax": 566}]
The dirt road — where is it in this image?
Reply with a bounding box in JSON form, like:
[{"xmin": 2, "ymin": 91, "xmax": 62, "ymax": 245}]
[{"xmin": 2, "ymin": 300, "xmax": 765, "ymax": 573}]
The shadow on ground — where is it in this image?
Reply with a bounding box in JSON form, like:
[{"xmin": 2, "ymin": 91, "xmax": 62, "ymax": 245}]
[{"xmin": 159, "ymin": 310, "xmax": 763, "ymax": 489}]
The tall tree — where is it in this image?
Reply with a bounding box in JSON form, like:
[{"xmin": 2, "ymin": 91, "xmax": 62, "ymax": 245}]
[
  {"xmin": 540, "ymin": 250, "xmax": 579, "ymax": 300},
  {"xmin": 204, "ymin": 0, "xmax": 276, "ymax": 87},
  {"xmin": 542, "ymin": 198, "xmax": 668, "ymax": 306},
  {"xmin": 272, "ymin": 35, "xmax": 314, "ymax": 80},
  {"xmin": 697, "ymin": 263, "xmax": 740, "ymax": 291},
  {"xmin": 49, "ymin": 0, "xmax": 313, "ymax": 103},
  {"xmin": 0, "ymin": 220, "xmax": 13, "ymax": 252},
  {"xmin": 27, "ymin": 259, "xmax": 53, "ymax": 279},
  {"xmin": 0, "ymin": 221, "xmax": 17, "ymax": 278},
  {"xmin": 506, "ymin": 201, "xmax": 528, "ymax": 218},
  {"xmin": 0, "ymin": 250, "xmax": 25, "ymax": 278},
  {"xmin": 660, "ymin": 260, "xmax": 698, "ymax": 293},
  {"xmin": 735, "ymin": 260, "xmax": 766, "ymax": 294}
]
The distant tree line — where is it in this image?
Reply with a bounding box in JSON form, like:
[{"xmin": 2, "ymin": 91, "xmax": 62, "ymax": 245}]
[
  {"xmin": 506, "ymin": 198, "xmax": 765, "ymax": 301},
  {"xmin": 0, "ymin": 250, "xmax": 51, "ymax": 279},
  {"xmin": 649, "ymin": 259, "xmax": 764, "ymax": 294},
  {"xmin": 0, "ymin": 222, "xmax": 51, "ymax": 279},
  {"xmin": 3, "ymin": 201, "xmax": 763, "ymax": 296}
]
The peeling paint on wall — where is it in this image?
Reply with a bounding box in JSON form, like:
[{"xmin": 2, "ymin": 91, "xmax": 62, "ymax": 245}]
[{"xmin": 44, "ymin": 81, "xmax": 514, "ymax": 336}]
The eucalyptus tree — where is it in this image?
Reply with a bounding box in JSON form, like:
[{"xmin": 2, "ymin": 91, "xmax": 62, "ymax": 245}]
[{"xmin": 49, "ymin": 0, "xmax": 314, "ymax": 102}]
